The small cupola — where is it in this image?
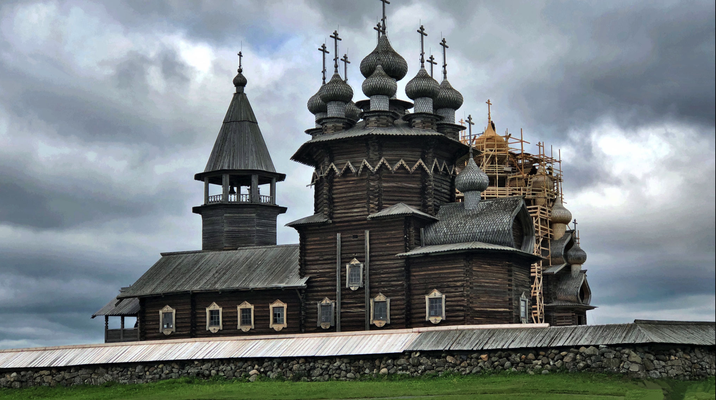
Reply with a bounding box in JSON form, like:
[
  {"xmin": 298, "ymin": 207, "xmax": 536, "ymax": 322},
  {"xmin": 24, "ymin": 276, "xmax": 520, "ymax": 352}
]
[
  {"xmin": 405, "ymin": 25, "xmax": 440, "ymax": 114},
  {"xmin": 567, "ymin": 242, "xmax": 587, "ymax": 276},
  {"xmin": 455, "ymin": 115, "xmax": 489, "ymax": 210},
  {"xmin": 550, "ymin": 197, "xmax": 572, "ymax": 240},
  {"xmin": 319, "ymin": 31, "xmax": 354, "ymax": 134},
  {"xmin": 362, "ymin": 64, "xmax": 397, "ymax": 110}
]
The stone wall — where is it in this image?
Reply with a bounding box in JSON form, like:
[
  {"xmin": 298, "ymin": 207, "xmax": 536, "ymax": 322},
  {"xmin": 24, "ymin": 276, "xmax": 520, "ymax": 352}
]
[{"xmin": 1, "ymin": 345, "xmax": 713, "ymax": 388}]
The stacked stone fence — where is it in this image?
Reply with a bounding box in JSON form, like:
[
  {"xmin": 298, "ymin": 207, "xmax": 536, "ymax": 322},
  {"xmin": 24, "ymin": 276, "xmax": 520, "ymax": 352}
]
[{"xmin": 2, "ymin": 344, "xmax": 713, "ymax": 388}]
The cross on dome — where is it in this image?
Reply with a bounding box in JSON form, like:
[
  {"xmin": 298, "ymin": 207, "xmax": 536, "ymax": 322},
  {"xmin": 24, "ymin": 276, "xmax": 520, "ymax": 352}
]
[
  {"xmin": 341, "ymin": 54, "xmax": 350, "ymax": 83},
  {"xmin": 440, "ymin": 37, "xmax": 449, "ymax": 80},
  {"xmin": 380, "ymin": 0, "xmax": 391, "ymax": 35},
  {"xmin": 486, "ymin": 99, "xmax": 493, "ymax": 122},
  {"xmin": 318, "ymin": 43, "xmax": 330, "ymax": 84},
  {"xmin": 237, "ymin": 51, "xmax": 243, "ymax": 73},
  {"xmin": 330, "ymin": 30, "xmax": 342, "ymax": 74},
  {"xmin": 427, "ymin": 54, "xmax": 437, "ymax": 77},
  {"xmin": 417, "ymin": 25, "xmax": 427, "ymax": 67},
  {"xmin": 466, "ymin": 114, "xmax": 475, "ymax": 157}
]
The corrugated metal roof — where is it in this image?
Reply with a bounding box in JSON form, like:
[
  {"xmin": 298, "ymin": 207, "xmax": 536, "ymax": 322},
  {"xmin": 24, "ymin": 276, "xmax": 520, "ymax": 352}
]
[
  {"xmin": 398, "ymin": 241, "xmax": 538, "ymax": 258},
  {"xmin": 92, "ymin": 297, "xmax": 140, "ymax": 318},
  {"xmin": 423, "ymin": 198, "xmax": 531, "ymax": 250},
  {"xmin": 118, "ymin": 245, "xmax": 306, "ymax": 298},
  {"xmin": 367, "ymin": 203, "xmax": 437, "ymax": 221},
  {"xmin": 0, "ymin": 321, "xmax": 712, "ymax": 370},
  {"xmin": 285, "ymin": 214, "xmax": 331, "ymax": 227},
  {"xmin": 203, "ymin": 91, "xmax": 276, "ymax": 173}
]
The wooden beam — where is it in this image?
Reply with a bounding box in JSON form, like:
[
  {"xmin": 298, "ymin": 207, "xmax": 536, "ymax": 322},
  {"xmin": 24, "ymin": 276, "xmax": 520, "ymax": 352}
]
[
  {"xmin": 364, "ymin": 229, "xmax": 370, "ymax": 331},
  {"xmin": 336, "ymin": 233, "xmax": 342, "ymax": 332}
]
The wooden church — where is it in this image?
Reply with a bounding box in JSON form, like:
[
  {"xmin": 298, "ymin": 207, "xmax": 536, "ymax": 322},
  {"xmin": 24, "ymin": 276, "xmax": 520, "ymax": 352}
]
[{"xmin": 94, "ymin": 3, "xmax": 594, "ymax": 343}]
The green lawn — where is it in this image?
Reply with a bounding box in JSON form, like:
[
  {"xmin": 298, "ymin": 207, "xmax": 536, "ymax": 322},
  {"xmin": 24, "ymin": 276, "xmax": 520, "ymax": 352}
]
[{"xmin": 0, "ymin": 373, "xmax": 713, "ymax": 400}]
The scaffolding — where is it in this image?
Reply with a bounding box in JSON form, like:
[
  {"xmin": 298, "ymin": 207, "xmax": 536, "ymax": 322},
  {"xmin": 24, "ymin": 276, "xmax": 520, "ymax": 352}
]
[{"xmin": 457, "ymin": 117, "xmax": 564, "ymax": 324}]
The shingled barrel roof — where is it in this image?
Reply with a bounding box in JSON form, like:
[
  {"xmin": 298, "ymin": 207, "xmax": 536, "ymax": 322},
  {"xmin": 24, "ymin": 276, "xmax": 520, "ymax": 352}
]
[
  {"xmin": 422, "ymin": 197, "xmax": 534, "ymax": 253},
  {"xmin": 198, "ymin": 87, "xmax": 277, "ymax": 177},
  {"xmin": 118, "ymin": 245, "xmax": 306, "ymax": 298}
]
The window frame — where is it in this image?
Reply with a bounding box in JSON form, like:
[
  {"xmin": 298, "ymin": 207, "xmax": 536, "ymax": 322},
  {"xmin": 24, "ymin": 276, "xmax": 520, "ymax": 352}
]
[
  {"xmin": 316, "ymin": 297, "xmax": 335, "ymax": 329},
  {"xmin": 370, "ymin": 293, "xmax": 391, "ymax": 327},
  {"xmin": 237, "ymin": 301, "xmax": 255, "ymax": 332},
  {"xmin": 345, "ymin": 258, "xmax": 364, "ymax": 291},
  {"xmin": 425, "ymin": 289, "xmax": 446, "ymax": 324},
  {"xmin": 269, "ymin": 299, "xmax": 287, "ymax": 331},
  {"xmin": 519, "ymin": 293, "xmax": 529, "ymax": 324},
  {"xmin": 159, "ymin": 305, "xmax": 176, "ymax": 335},
  {"xmin": 205, "ymin": 302, "xmax": 223, "ymax": 333}
]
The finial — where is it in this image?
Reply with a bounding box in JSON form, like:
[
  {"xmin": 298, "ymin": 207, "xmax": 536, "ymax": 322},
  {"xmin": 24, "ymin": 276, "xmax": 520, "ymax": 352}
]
[
  {"xmin": 380, "ymin": 0, "xmax": 391, "ymax": 35},
  {"xmin": 330, "ymin": 30, "xmax": 342, "ymax": 74},
  {"xmin": 341, "ymin": 54, "xmax": 350, "ymax": 83},
  {"xmin": 466, "ymin": 114, "xmax": 475, "ymax": 158},
  {"xmin": 486, "ymin": 99, "xmax": 492, "ymax": 122},
  {"xmin": 440, "ymin": 37, "xmax": 449, "ymax": 80},
  {"xmin": 237, "ymin": 51, "xmax": 243, "ymax": 73},
  {"xmin": 374, "ymin": 21, "xmax": 383, "ymax": 41},
  {"xmin": 318, "ymin": 43, "xmax": 330, "ymax": 84},
  {"xmin": 417, "ymin": 25, "xmax": 427, "ymax": 67},
  {"xmin": 573, "ymin": 219, "xmax": 578, "ymax": 231},
  {"xmin": 427, "ymin": 54, "xmax": 437, "ymax": 78}
]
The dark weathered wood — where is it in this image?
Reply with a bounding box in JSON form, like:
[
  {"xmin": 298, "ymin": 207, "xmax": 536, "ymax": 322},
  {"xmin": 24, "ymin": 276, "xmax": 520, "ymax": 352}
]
[
  {"xmin": 364, "ymin": 230, "xmax": 370, "ymax": 330},
  {"xmin": 336, "ymin": 233, "xmax": 342, "ymax": 332}
]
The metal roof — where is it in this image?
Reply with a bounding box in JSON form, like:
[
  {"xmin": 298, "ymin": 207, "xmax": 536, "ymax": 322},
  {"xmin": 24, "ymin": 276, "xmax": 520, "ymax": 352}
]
[
  {"xmin": 92, "ymin": 297, "xmax": 140, "ymax": 318},
  {"xmin": 285, "ymin": 214, "xmax": 331, "ymax": 227},
  {"xmin": 1, "ymin": 321, "xmax": 711, "ymax": 370},
  {"xmin": 118, "ymin": 245, "xmax": 306, "ymax": 298},
  {"xmin": 202, "ymin": 91, "xmax": 276, "ymax": 174},
  {"xmin": 422, "ymin": 197, "xmax": 533, "ymax": 252},
  {"xmin": 367, "ymin": 203, "xmax": 437, "ymax": 221},
  {"xmin": 398, "ymin": 241, "xmax": 539, "ymax": 259}
]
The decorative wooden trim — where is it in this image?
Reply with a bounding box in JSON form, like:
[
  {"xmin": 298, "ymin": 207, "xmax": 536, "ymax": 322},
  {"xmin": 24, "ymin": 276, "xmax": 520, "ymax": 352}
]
[
  {"xmin": 520, "ymin": 293, "xmax": 530, "ymax": 324},
  {"xmin": 310, "ymin": 157, "xmax": 457, "ymax": 184},
  {"xmin": 316, "ymin": 297, "xmax": 335, "ymax": 329},
  {"xmin": 345, "ymin": 258, "xmax": 364, "ymax": 291},
  {"xmin": 269, "ymin": 299, "xmax": 287, "ymax": 332},
  {"xmin": 425, "ymin": 289, "xmax": 446, "ymax": 324},
  {"xmin": 159, "ymin": 305, "xmax": 176, "ymax": 336},
  {"xmin": 237, "ymin": 301, "xmax": 254, "ymax": 332},
  {"xmin": 205, "ymin": 302, "xmax": 223, "ymax": 333},
  {"xmin": 370, "ymin": 293, "xmax": 391, "ymax": 327}
]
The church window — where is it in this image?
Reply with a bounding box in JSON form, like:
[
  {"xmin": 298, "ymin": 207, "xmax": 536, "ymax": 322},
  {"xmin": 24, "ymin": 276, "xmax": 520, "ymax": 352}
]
[
  {"xmin": 520, "ymin": 293, "xmax": 529, "ymax": 323},
  {"xmin": 269, "ymin": 300, "xmax": 287, "ymax": 331},
  {"xmin": 159, "ymin": 305, "xmax": 176, "ymax": 335},
  {"xmin": 345, "ymin": 258, "xmax": 363, "ymax": 291},
  {"xmin": 237, "ymin": 301, "xmax": 254, "ymax": 332},
  {"xmin": 205, "ymin": 302, "xmax": 223, "ymax": 333},
  {"xmin": 317, "ymin": 298, "xmax": 335, "ymax": 329},
  {"xmin": 370, "ymin": 293, "xmax": 391, "ymax": 327},
  {"xmin": 425, "ymin": 289, "xmax": 445, "ymax": 324}
]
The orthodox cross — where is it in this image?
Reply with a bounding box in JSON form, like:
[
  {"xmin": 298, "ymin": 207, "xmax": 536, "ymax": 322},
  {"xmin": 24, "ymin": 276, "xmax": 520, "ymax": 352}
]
[
  {"xmin": 237, "ymin": 51, "xmax": 243, "ymax": 73},
  {"xmin": 466, "ymin": 114, "xmax": 475, "ymax": 158},
  {"xmin": 330, "ymin": 30, "xmax": 342, "ymax": 74},
  {"xmin": 318, "ymin": 43, "xmax": 330, "ymax": 84},
  {"xmin": 440, "ymin": 37, "xmax": 449, "ymax": 80},
  {"xmin": 374, "ymin": 21, "xmax": 383, "ymax": 41},
  {"xmin": 380, "ymin": 0, "xmax": 390, "ymax": 35},
  {"xmin": 341, "ymin": 54, "xmax": 350, "ymax": 83},
  {"xmin": 417, "ymin": 25, "xmax": 427, "ymax": 67},
  {"xmin": 573, "ymin": 219, "xmax": 578, "ymax": 231},
  {"xmin": 486, "ymin": 99, "xmax": 492, "ymax": 122},
  {"xmin": 427, "ymin": 54, "xmax": 437, "ymax": 78}
]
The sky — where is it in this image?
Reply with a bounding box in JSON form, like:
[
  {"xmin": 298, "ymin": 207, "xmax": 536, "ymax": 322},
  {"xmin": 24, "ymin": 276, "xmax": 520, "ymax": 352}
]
[{"xmin": 0, "ymin": 0, "xmax": 713, "ymax": 349}]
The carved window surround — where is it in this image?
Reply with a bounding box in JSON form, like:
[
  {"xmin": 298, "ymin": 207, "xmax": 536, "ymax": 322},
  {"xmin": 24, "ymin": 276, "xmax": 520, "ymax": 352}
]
[
  {"xmin": 205, "ymin": 302, "xmax": 223, "ymax": 333},
  {"xmin": 317, "ymin": 298, "xmax": 335, "ymax": 330},
  {"xmin": 345, "ymin": 258, "xmax": 364, "ymax": 291},
  {"xmin": 237, "ymin": 301, "xmax": 255, "ymax": 332},
  {"xmin": 370, "ymin": 293, "xmax": 391, "ymax": 327},
  {"xmin": 425, "ymin": 289, "xmax": 446, "ymax": 324},
  {"xmin": 159, "ymin": 305, "xmax": 176, "ymax": 336},
  {"xmin": 269, "ymin": 300, "xmax": 287, "ymax": 331}
]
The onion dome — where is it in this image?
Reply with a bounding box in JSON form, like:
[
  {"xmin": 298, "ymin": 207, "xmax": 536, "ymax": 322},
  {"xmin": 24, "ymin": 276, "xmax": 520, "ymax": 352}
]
[
  {"xmin": 455, "ymin": 157, "xmax": 489, "ymax": 193},
  {"xmin": 360, "ymin": 36, "xmax": 408, "ymax": 81},
  {"xmin": 434, "ymin": 79, "xmax": 463, "ymax": 110},
  {"xmin": 405, "ymin": 67, "xmax": 440, "ymax": 100},
  {"xmin": 307, "ymin": 86, "xmax": 327, "ymax": 115},
  {"xmin": 320, "ymin": 73, "xmax": 353, "ymax": 104},
  {"xmin": 233, "ymin": 70, "xmax": 247, "ymax": 89},
  {"xmin": 362, "ymin": 65, "xmax": 397, "ymax": 98},
  {"xmin": 345, "ymin": 101, "xmax": 361, "ymax": 121},
  {"xmin": 566, "ymin": 243, "xmax": 587, "ymax": 265},
  {"xmin": 551, "ymin": 198, "xmax": 573, "ymax": 224}
]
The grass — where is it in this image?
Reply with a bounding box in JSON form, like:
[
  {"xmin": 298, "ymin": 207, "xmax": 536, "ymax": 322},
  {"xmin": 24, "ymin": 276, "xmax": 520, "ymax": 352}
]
[{"xmin": 0, "ymin": 373, "xmax": 713, "ymax": 400}]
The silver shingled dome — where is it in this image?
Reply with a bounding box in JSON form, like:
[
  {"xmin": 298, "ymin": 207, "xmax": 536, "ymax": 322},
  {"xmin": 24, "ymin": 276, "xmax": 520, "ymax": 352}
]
[
  {"xmin": 566, "ymin": 243, "xmax": 587, "ymax": 265},
  {"xmin": 405, "ymin": 67, "xmax": 440, "ymax": 100},
  {"xmin": 434, "ymin": 79, "xmax": 464, "ymax": 110},
  {"xmin": 320, "ymin": 73, "xmax": 354, "ymax": 104},
  {"xmin": 307, "ymin": 85, "xmax": 327, "ymax": 115},
  {"xmin": 362, "ymin": 65, "xmax": 397, "ymax": 98},
  {"xmin": 550, "ymin": 198, "xmax": 573, "ymax": 224},
  {"xmin": 455, "ymin": 157, "xmax": 489, "ymax": 193},
  {"xmin": 360, "ymin": 36, "xmax": 408, "ymax": 81}
]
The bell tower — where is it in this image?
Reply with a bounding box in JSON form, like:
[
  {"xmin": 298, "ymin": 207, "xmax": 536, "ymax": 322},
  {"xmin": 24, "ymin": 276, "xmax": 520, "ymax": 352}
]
[{"xmin": 192, "ymin": 54, "xmax": 287, "ymax": 250}]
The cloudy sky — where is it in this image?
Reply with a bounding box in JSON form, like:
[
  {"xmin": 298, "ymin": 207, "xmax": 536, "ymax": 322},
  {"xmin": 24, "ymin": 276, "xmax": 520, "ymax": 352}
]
[{"xmin": 0, "ymin": 0, "xmax": 713, "ymax": 349}]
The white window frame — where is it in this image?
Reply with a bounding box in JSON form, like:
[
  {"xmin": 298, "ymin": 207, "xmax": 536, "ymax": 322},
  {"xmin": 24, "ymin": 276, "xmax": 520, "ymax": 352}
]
[
  {"xmin": 370, "ymin": 293, "xmax": 391, "ymax": 327},
  {"xmin": 520, "ymin": 293, "xmax": 529, "ymax": 324},
  {"xmin": 269, "ymin": 299, "xmax": 287, "ymax": 331},
  {"xmin": 317, "ymin": 297, "xmax": 335, "ymax": 329},
  {"xmin": 159, "ymin": 305, "xmax": 176, "ymax": 335},
  {"xmin": 204, "ymin": 302, "xmax": 223, "ymax": 333},
  {"xmin": 425, "ymin": 289, "xmax": 446, "ymax": 324},
  {"xmin": 237, "ymin": 301, "xmax": 255, "ymax": 332},
  {"xmin": 345, "ymin": 258, "xmax": 364, "ymax": 291}
]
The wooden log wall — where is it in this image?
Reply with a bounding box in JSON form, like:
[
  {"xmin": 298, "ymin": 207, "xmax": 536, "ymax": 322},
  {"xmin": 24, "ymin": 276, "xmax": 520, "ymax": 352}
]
[
  {"xmin": 299, "ymin": 218, "xmax": 412, "ymax": 333},
  {"xmin": 409, "ymin": 255, "xmax": 467, "ymax": 327},
  {"xmin": 199, "ymin": 205, "xmax": 281, "ymax": 250},
  {"xmin": 139, "ymin": 290, "xmax": 302, "ymax": 341}
]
